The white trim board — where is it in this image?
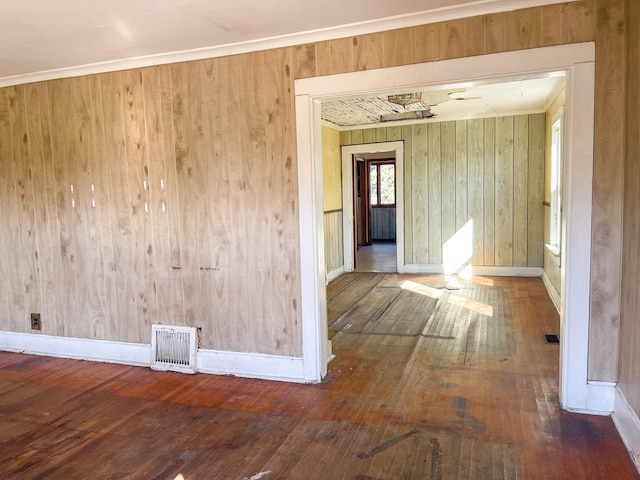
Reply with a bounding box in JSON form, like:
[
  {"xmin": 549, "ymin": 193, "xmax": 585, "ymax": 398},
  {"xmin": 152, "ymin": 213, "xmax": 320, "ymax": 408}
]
[
  {"xmin": 0, "ymin": 331, "xmax": 151, "ymax": 367},
  {"xmin": 613, "ymin": 386, "xmax": 640, "ymax": 472},
  {"xmin": 0, "ymin": 0, "xmax": 575, "ymax": 88},
  {"xmin": 341, "ymin": 142, "xmax": 405, "ymax": 274},
  {"xmin": 542, "ymin": 270, "xmax": 561, "ymax": 313},
  {"xmin": 0, "ymin": 331, "xmax": 309, "ymax": 383},
  {"xmin": 295, "ymin": 42, "xmax": 597, "ymax": 410},
  {"xmin": 402, "ymin": 265, "xmax": 543, "ymax": 276},
  {"xmin": 468, "ymin": 266, "xmax": 543, "ymax": 277},
  {"xmin": 326, "ymin": 266, "xmax": 345, "ymax": 284},
  {"xmin": 564, "ymin": 381, "xmax": 615, "ymax": 415},
  {"xmin": 197, "ymin": 349, "xmax": 306, "ymax": 383}
]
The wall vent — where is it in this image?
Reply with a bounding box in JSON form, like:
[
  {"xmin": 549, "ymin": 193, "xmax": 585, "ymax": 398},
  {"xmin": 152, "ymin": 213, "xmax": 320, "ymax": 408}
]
[{"xmin": 151, "ymin": 324, "xmax": 197, "ymax": 374}]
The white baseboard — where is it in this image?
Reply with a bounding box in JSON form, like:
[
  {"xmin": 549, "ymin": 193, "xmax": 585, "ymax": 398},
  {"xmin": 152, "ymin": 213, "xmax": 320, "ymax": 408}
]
[
  {"xmin": 402, "ymin": 264, "xmax": 542, "ymax": 277},
  {"xmin": 565, "ymin": 381, "xmax": 616, "ymax": 415},
  {"xmin": 469, "ymin": 266, "xmax": 543, "ymax": 277},
  {"xmin": 586, "ymin": 381, "xmax": 615, "ymax": 414},
  {"xmin": 197, "ymin": 349, "xmax": 306, "ymax": 383},
  {"xmin": 326, "ymin": 266, "xmax": 344, "ymax": 284},
  {"xmin": 403, "ymin": 264, "xmax": 444, "ymax": 274},
  {"xmin": 613, "ymin": 386, "xmax": 640, "ymax": 472},
  {"xmin": 0, "ymin": 331, "xmax": 150, "ymax": 366},
  {"xmin": 0, "ymin": 331, "xmax": 308, "ymax": 383},
  {"xmin": 541, "ymin": 270, "xmax": 561, "ymax": 312}
]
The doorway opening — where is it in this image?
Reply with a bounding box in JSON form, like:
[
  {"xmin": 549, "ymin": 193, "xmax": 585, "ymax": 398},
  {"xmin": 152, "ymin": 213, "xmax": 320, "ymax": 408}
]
[
  {"xmin": 295, "ymin": 44, "xmax": 596, "ymax": 413},
  {"xmin": 341, "ymin": 141, "xmax": 404, "ymax": 274},
  {"xmin": 354, "ymin": 154, "xmax": 397, "ymax": 272}
]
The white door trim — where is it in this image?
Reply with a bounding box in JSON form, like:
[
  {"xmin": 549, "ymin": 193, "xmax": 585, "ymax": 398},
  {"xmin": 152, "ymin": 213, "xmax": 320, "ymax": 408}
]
[
  {"xmin": 341, "ymin": 142, "xmax": 405, "ymax": 274},
  {"xmin": 295, "ymin": 42, "xmax": 596, "ymax": 412}
]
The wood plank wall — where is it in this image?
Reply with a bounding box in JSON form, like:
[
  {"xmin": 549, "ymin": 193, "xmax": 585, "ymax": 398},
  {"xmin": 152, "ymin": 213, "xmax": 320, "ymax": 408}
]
[
  {"xmin": 322, "ymin": 125, "xmax": 342, "ymax": 211},
  {"xmin": 620, "ymin": 0, "xmax": 640, "ymax": 417},
  {"xmin": 0, "ymin": 0, "xmax": 626, "ymax": 382},
  {"xmin": 0, "ymin": 53, "xmax": 302, "ymax": 356},
  {"xmin": 341, "ymin": 115, "xmax": 545, "ymax": 267},
  {"xmin": 588, "ymin": 0, "xmax": 626, "ymax": 381},
  {"xmin": 324, "ymin": 211, "xmax": 344, "ymax": 275},
  {"xmin": 370, "ymin": 208, "xmax": 396, "ymax": 241},
  {"xmin": 294, "ymin": 3, "xmax": 595, "ymax": 79}
]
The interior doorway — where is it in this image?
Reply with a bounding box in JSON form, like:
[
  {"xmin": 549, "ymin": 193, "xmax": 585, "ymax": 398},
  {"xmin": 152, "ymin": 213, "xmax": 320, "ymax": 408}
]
[
  {"xmin": 341, "ymin": 142, "xmax": 404, "ymax": 274},
  {"xmin": 352, "ymin": 153, "xmax": 397, "ymax": 272},
  {"xmin": 295, "ymin": 44, "xmax": 596, "ymax": 413}
]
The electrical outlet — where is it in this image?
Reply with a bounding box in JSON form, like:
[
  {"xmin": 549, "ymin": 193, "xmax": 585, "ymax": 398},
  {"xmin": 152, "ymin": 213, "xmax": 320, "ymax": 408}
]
[{"xmin": 30, "ymin": 313, "xmax": 41, "ymax": 331}]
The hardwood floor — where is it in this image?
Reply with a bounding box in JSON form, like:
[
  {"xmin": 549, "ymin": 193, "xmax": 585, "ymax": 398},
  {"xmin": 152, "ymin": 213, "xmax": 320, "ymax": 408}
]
[
  {"xmin": 0, "ymin": 274, "xmax": 637, "ymax": 479},
  {"xmin": 355, "ymin": 243, "xmax": 397, "ymax": 273}
]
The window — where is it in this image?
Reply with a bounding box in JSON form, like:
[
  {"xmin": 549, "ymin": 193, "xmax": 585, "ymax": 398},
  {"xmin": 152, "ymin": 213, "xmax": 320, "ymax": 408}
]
[
  {"xmin": 369, "ymin": 161, "xmax": 395, "ymax": 207},
  {"xmin": 549, "ymin": 108, "xmax": 563, "ymax": 253}
]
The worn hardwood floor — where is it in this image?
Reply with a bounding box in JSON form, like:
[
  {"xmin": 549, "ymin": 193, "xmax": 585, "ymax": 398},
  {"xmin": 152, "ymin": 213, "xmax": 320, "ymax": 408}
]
[
  {"xmin": 355, "ymin": 243, "xmax": 397, "ymax": 273},
  {"xmin": 0, "ymin": 273, "xmax": 637, "ymax": 479}
]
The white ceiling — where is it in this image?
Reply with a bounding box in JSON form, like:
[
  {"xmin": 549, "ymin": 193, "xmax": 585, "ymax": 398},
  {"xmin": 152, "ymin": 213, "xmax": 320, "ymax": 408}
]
[
  {"xmin": 0, "ymin": 0, "xmax": 571, "ymax": 86},
  {"xmin": 322, "ymin": 76, "xmax": 566, "ymax": 128}
]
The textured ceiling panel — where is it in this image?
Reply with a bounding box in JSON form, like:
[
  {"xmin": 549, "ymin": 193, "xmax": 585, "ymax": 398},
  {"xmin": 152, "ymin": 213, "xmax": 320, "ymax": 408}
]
[{"xmin": 322, "ymin": 76, "xmax": 565, "ymax": 128}]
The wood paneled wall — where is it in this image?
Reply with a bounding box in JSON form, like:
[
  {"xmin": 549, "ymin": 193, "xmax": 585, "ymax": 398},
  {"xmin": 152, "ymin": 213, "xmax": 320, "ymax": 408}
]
[
  {"xmin": 370, "ymin": 207, "xmax": 396, "ymax": 241},
  {"xmin": 588, "ymin": 0, "xmax": 626, "ymax": 382},
  {"xmin": 322, "ymin": 125, "xmax": 342, "ymax": 211},
  {"xmin": 0, "ymin": 0, "xmax": 627, "ymax": 382},
  {"xmin": 543, "ymin": 245, "xmax": 562, "ymax": 293},
  {"xmin": 342, "ymin": 115, "xmax": 545, "ymax": 267},
  {"xmin": 620, "ymin": 0, "xmax": 640, "ymax": 416},
  {"xmin": 324, "ymin": 211, "xmax": 344, "ymax": 275},
  {"xmin": 0, "ymin": 52, "xmax": 302, "ymax": 356},
  {"xmin": 294, "ymin": 2, "xmax": 595, "ymax": 79}
]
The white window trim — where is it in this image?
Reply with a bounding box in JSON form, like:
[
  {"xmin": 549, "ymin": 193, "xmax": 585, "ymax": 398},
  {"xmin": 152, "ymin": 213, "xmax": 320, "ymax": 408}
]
[{"xmin": 549, "ymin": 106, "xmax": 565, "ymax": 257}]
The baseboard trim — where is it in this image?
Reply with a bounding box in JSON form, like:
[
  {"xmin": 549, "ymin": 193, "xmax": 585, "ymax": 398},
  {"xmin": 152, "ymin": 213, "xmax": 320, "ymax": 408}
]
[
  {"xmin": 0, "ymin": 331, "xmax": 150, "ymax": 366},
  {"xmin": 564, "ymin": 381, "xmax": 615, "ymax": 415},
  {"xmin": 470, "ymin": 266, "xmax": 543, "ymax": 277},
  {"xmin": 613, "ymin": 386, "xmax": 640, "ymax": 473},
  {"xmin": 403, "ymin": 264, "xmax": 444, "ymax": 274},
  {"xmin": 197, "ymin": 349, "xmax": 306, "ymax": 383},
  {"xmin": 541, "ymin": 270, "xmax": 561, "ymax": 312},
  {"xmin": 0, "ymin": 331, "xmax": 308, "ymax": 383},
  {"xmin": 402, "ymin": 264, "xmax": 542, "ymax": 277},
  {"xmin": 326, "ymin": 266, "xmax": 344, "ymax": 284},
  {"xmin": 586, "ymin": 381, "xmax": 615, "ymax": 414}
]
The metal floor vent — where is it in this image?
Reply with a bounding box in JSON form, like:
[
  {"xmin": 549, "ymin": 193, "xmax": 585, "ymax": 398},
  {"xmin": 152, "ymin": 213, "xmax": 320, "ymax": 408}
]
[
  {"xmin": 151, "ymin": 324, "xmax": 197, "ymax": 374},
  {"xmin": 545, "ymin": 334, "xmax": 560, "ymax": 344}
]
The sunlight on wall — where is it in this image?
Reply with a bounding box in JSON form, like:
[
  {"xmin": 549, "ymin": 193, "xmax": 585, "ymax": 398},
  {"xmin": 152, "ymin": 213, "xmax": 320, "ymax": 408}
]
[{"xmin": 443, "ymin": 219, "xmax": 473, "ymax": 275}]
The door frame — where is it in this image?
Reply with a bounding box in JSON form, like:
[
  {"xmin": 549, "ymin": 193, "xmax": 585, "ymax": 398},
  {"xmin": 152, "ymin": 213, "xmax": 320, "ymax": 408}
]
[
  {"xmin": 354, "ymin": 156, "xmax": 369, "ymax": 251},
  {"xmin": 341, "ymin": 142, "xmax": 404, "ymax": 273},
  {"xmin": 295, "ymin": 43, "xmax": 597, "ymax": 414}
]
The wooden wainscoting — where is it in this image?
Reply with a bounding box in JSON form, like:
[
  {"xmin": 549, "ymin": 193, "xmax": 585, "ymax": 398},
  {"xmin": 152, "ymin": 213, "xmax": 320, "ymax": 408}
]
[{"xmin": 324, "ymin": 209, "xmax": 344, "ymax": 277}]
